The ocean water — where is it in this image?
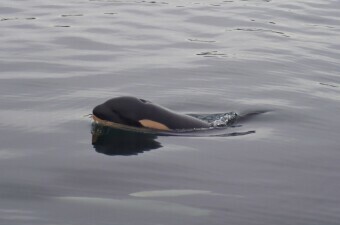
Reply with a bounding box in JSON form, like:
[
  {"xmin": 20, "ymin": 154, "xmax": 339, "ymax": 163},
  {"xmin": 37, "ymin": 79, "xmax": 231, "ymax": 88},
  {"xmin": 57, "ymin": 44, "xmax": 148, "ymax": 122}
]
[{"xmin": 1, "ymin": 0, "xmax": 340, "ymax": 224}]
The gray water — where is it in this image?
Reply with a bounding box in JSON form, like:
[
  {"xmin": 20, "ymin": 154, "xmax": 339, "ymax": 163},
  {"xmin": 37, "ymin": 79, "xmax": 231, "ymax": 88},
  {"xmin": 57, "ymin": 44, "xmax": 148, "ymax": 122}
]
[{"xmin": 1, "ymin": 0, "xmax": 340, "ymax": 224}]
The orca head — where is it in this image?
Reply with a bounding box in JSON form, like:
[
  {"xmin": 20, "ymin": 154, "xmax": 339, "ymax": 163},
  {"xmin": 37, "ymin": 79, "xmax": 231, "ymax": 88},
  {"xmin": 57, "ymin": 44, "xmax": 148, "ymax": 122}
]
[{"xmin": 92, "ymin": 96, "xmax": 150, "ymax": 127}]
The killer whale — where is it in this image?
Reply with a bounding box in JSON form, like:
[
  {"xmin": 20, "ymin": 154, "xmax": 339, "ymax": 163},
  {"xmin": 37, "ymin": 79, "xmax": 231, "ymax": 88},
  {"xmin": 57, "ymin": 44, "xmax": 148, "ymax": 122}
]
[{"xmin": 92, "ymin": 96, "xmax": 210, "ymax": 131}]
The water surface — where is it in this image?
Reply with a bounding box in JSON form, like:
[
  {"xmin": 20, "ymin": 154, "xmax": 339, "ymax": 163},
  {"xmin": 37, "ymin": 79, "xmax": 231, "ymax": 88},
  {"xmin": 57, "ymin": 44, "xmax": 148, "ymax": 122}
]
[{"xmin": 1, "ymin": 0, "xmax": 340, "ymax": 224}]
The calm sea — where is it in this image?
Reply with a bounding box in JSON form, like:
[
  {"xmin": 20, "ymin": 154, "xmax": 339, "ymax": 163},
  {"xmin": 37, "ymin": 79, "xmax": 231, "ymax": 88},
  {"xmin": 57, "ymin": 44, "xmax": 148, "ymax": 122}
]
[{"xmin": 1, "ymin": 0, "xmax": 340, "ymax": 224}]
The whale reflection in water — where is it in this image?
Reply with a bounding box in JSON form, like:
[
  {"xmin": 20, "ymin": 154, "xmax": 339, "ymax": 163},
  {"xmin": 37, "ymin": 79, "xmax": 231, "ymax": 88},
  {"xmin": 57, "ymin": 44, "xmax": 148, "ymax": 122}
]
[
  {"xmin": 91, "ymin": 123, "xmax": 162, "ymax": 156},
  {"xmin": 90, "ymin": 120, "xmax": 255, "ymax": 156}
]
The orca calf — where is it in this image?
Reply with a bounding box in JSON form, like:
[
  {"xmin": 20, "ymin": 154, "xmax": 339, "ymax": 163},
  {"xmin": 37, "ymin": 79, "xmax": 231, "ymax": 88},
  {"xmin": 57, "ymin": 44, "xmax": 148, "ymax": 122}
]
[{"xmin": 93, "ymin": 96, "xmax": 210, "ymax": 131}]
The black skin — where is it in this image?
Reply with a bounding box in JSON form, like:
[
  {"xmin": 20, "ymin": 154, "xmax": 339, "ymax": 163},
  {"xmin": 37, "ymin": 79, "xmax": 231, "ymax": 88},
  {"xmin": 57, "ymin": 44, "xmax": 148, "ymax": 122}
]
[{"xmin": 93, "ymin": 96, "xmax": 210, "ymax": 130}]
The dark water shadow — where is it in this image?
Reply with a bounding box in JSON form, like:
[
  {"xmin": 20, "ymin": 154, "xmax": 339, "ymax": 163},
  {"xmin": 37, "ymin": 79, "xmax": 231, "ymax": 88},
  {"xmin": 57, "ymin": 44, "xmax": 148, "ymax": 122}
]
[
  {"xmin": 91, "ymin": 122, "xmax": 256, "ymax": 156},
  {"xmin": 91, "ymin": 123, "xmax": 162, "ymax": 156},
  {"xmin": 90, "ymin": 109, "xmax": 269, "ymax": 156}
]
